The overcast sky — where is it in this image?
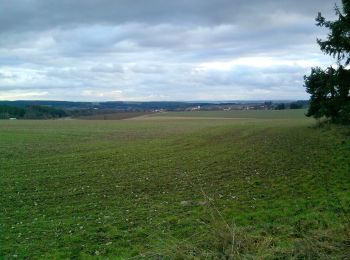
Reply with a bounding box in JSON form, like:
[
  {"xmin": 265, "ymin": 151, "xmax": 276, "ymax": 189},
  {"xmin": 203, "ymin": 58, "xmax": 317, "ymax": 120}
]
[{"xmin": 0, "ymin": 0, "xmax": 340, "ymax": 101}]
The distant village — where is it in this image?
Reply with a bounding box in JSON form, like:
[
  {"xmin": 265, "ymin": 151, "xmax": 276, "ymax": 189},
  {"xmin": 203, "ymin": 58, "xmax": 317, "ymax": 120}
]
[
  {"xmin": 0, "ymin": 100, "xmax": 307, "ymax": 119},
  {"xmin": 156, "ymin": 101, "xmax": 307, "ymax": 113}
]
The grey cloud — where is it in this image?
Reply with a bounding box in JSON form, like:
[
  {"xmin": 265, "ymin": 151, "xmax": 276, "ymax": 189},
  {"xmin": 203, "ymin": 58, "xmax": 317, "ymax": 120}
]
[
  {"xmin": 0, "ymin": 0, "xmax": 338, "ymax": 34},
  {"xmin": 0, "ymin": 0, "xmax": 342, "ymax": 101},
  {"xmin": 90, "ymin": 64, "xmax": 124, "ymax": 73}
]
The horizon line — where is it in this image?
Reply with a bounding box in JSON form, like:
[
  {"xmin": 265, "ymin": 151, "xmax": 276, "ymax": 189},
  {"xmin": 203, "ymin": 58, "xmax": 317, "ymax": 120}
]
[{"xmin": 0, "ymin": 99, "xmax": 308, "ymax": 103}]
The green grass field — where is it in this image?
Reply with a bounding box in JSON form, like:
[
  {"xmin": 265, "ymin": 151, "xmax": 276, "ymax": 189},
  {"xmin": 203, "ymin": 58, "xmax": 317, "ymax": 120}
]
[
  {"xmin": 150, "ymin": 109, "xmax": 308, "ymax": 119},
  {"xmin": 1, "ymin": 110, "xmax": 349, "ymax": 259}
]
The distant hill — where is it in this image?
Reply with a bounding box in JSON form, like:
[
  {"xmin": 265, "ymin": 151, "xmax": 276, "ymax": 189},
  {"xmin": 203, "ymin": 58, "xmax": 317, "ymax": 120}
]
[
  {"xmin": 0, "ymin": 105, "xmax": 67, "ymax": 119},
  {"xmin": 0, "ymin": 100, "xmax": 309, "ymax": 119},
  {"xmin": 0, "ymin": 100, "xmax": 309, "ymax": 111},
  {"xmin": 0, "ymin": 100, "xmax": 207, "ymax": 110}
]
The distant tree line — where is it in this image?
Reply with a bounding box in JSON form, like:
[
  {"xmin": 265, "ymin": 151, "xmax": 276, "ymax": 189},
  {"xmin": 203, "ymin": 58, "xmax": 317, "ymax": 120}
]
[
  {"xmin": 0, "ymin": 101, "xmax": 220, "ymax": 111},
  {"xmin": 0, "ymin": 105, "xmax": 67, "ymax": 119},
  {"xmin": 274, "ymin": 101, "xmax": 306, "ymax": 110},
  {"xmin": 0, "ymin": 100, "xmax": 310, "ymax": 119}
]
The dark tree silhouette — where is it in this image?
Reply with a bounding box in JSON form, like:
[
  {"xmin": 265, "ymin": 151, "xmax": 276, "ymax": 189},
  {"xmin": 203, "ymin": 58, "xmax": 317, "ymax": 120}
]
[{"xmin": 304, "ymin": 0, "xmax": 350, "ymax": 124}]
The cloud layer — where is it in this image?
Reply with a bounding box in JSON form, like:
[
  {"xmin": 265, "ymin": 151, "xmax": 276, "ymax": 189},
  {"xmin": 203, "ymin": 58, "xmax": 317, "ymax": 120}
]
[{"xmin": 0, "ymin": 0, "xmax": 340, "ymax": 101}]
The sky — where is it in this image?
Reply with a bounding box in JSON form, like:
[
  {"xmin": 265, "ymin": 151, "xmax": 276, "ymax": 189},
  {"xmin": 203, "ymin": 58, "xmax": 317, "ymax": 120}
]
[{"xmin": 0, "ymin": 0, "xmax": 341, "ymax": 101}]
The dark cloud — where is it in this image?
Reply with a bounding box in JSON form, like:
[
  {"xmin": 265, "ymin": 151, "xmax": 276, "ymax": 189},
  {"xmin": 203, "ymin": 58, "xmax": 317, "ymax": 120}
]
[{"xmin": 0, "ymin": 0, "xmax": 337, "ymax": 32}]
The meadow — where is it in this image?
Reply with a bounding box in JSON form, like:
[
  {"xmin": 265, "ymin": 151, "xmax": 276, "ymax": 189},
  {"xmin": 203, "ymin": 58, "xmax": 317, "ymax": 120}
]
[{"xmin": 0, "ymin": 110, "xmax": 349, "ymax": 259}]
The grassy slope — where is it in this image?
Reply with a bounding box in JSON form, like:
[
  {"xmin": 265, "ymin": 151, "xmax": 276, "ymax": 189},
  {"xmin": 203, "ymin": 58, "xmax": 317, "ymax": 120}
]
[{"xmin": 0, "ymin": 111, "xmax": 349, "ymax": 259}]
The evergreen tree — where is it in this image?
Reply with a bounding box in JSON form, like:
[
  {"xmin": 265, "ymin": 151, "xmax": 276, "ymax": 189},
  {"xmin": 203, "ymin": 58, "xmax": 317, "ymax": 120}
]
[{"xmin": 304, "ymin": 0, "xmax": 350, "ymax": 124}]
